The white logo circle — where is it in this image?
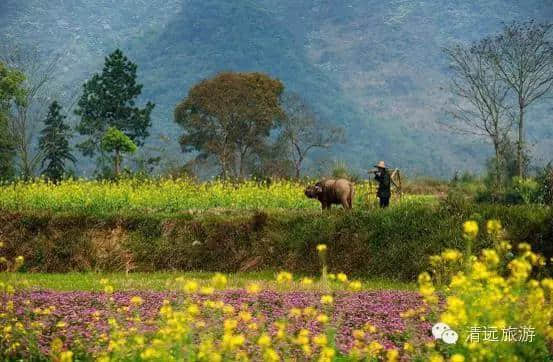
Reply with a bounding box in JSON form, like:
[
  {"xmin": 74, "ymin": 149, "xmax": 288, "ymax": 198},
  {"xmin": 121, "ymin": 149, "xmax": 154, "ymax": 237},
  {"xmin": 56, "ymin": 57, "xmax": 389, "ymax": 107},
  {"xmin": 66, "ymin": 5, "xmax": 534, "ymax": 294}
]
[
  {"xmin": 431, "ymin": 322, "xmax": 458, "ymax": 344},
  {"xmin": 442, "ymin": 329, "xmax": 459, "ymax": 344}
]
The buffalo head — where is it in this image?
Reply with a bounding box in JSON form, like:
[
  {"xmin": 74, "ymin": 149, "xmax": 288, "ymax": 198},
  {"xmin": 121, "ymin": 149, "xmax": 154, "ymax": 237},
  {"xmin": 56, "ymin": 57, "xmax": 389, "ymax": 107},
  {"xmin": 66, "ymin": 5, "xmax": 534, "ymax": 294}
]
[{"xmin": 304, "ymin": 183, "xmax": 323, "ymax": 198}]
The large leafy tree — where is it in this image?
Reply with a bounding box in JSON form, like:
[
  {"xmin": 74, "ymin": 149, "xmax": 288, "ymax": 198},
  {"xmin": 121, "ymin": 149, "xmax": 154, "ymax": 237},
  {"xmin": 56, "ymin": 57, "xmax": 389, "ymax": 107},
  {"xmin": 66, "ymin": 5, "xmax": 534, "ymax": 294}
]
[
  {"xmin": 38, "ymin": 101, "xmax": 75, "ymax": 181},
  {"xmin": 0, "ymin": 62, "xmax": 26, "ymax": 179},
  {"xmin": 75, "ymin": 49, "xmax": 154, "ymax": 159},
  {"xmin": 175, "ymin": 72, "xmax": 284, "ymax": 178}
]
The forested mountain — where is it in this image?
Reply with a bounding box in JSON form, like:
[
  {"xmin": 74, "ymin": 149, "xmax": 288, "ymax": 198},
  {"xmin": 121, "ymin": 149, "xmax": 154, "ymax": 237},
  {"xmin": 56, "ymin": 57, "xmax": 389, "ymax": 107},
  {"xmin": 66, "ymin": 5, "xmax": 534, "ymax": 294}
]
[{"xmin": 1, "ymin": 0, "xmax": 552, "ymax": 177}]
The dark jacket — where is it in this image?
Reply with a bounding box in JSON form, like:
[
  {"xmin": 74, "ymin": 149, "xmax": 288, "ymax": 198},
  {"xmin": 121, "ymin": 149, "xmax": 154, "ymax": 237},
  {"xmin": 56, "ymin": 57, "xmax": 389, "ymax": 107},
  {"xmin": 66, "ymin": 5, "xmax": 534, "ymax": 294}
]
[{"xmin": 374, "ymin": 170, "xmax": 391, "ymax": 198}]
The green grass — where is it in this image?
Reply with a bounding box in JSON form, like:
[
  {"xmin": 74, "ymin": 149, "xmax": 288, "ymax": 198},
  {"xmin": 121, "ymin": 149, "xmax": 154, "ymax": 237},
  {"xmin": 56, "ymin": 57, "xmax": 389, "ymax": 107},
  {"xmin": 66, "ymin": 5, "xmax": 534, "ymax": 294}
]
[{"xmin": 3, "ymin": 271, "xmax": 415, "ymax": 292}]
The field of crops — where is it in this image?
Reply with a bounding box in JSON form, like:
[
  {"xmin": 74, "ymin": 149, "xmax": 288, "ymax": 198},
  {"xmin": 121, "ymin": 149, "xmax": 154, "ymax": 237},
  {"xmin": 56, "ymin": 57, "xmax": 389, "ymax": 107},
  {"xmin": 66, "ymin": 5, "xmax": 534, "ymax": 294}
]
[
  {"xmin": 0, "ymin": 178, "xmax": 436, "ymax": 215},
  {"xmin": 1, "ymin": 178, "xmax": 552, "ymax": 360},
  {"xmin": 2, "ymin": 224, "xmax": 553, "ymax": 361}
]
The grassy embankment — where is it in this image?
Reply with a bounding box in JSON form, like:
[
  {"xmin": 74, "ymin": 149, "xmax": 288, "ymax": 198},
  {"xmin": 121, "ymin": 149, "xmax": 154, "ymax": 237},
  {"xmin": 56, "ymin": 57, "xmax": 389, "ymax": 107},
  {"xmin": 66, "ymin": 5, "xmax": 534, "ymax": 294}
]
[{"xmin": 0, "ymin": 178, "xmax": 550, "ymax": 281}]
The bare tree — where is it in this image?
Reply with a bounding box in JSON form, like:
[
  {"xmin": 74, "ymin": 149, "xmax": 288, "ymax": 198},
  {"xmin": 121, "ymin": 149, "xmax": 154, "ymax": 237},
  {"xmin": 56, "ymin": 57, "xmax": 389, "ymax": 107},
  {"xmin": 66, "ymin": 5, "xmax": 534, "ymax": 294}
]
[
  {"xmin": 442, "ymin": 41, "xmax": 513, "ymax": 189},
  {"xmin": 0, "ymin": 46, "xmax": 61, "ymax": 179},
  {"xmin": 487, "ymin": 20, "xmax": 553, "ymax": 178},
  {"xmin": 280, "ymin": 93, "xmax": 345, "ymax": 178}
]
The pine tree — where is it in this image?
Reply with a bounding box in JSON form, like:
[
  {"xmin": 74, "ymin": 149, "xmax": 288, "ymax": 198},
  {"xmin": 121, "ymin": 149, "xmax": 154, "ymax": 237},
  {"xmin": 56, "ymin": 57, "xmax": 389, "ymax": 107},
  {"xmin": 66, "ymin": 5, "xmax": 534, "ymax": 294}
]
[
  {"xmin": 75, "ymin": 49, "xmax": 154, "ymax": 159},
  {"xmin": 38, "ymin": 101, "xmax": 75, "ymax": 181}
]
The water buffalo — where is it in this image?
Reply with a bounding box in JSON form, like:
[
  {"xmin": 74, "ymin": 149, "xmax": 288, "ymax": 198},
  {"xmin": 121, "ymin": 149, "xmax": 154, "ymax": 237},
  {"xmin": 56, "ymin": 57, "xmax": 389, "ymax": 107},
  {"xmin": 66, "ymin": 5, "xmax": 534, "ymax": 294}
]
[{"xmin": 304, "ymin": 178, "xmax": 354, "ymax": 210}]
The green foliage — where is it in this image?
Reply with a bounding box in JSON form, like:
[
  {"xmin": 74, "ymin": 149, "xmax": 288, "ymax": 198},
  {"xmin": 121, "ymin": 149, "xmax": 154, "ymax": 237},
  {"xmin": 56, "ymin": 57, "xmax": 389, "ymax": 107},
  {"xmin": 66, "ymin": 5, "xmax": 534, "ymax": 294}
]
[
  {"xmin": 100, "ymin": 126, "xmax": 137, "ymax": 176},
  {"xmin": 101, "ymin": 126, "xmax": 137, "ymax": 154},
  {"xmin": 536, "ymin": 163, "xmax": 553, "ymax": 205},
  {"xmin": 75, "ymin": 49, "xmax": 154, "ymax": 158},
  {"xmin": 0, "ymin": 62, "xmax": 26, "ymax": 180},
  {"xmin": 38, "ymin": 101, "xmax": 75, "ymax": 181}
]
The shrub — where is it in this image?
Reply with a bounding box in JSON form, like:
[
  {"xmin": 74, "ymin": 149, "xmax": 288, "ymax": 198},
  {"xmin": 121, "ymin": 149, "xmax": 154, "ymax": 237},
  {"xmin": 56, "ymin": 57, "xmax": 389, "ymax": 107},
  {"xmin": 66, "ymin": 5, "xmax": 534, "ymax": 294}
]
[{"xmin": 537, "ymin": 163, "xmax": 553, "ymax": 205}]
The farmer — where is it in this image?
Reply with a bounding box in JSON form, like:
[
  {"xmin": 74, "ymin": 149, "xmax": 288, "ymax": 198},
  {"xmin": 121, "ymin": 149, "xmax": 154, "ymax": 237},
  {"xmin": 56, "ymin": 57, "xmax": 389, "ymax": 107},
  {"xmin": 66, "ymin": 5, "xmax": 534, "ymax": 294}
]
[{"xmin": 370, "ymin": 160, "xmax": 391, "ymax": 208}]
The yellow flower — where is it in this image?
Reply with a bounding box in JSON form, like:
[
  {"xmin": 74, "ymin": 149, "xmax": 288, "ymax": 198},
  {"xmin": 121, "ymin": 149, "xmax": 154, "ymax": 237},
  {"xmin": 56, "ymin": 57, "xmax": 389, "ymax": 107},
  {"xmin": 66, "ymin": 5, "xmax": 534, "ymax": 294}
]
[
  {"xmin": 211, "ymin": 273, "xmax": 228, "ymax": 289},
  {"xmin": 224, "ymin": 319, "xmax": 238, "ymax": 331},
  {"xmin": 276, "ymin": 271, "xmax": 293, "ymax": 284},
  {"xmin": 368, "ymin": 341, "xmax": 383, "ymax": 355},
  {"xmin": 429, "ymin": 354, "xmax": 444, "ymax": 362},
  {"xmin": 200, "ymin": 286, "xmax": 215, "ymax": 295},
  {"xmin": 246, "ymin": 283, "xmax": 261, "ymax": 294},
  {"xmin": 429, "ymin": 255, "xmax": 442, "ymax": 266},
  {"xmin": 482, "ymin": 249, "xmax": 500, "ymax": 267},
  {"xmin": 238, "ymin": 311, "xmax": 252, "ymax": 322},
  {"xmin": 442, "ymin": 249, "xmax": 462, "ymax": 262},
  {"xmin": 130, "ymin": 296, "xmax": 143, "ymax": 305},
  {"xmin": 317, "ymin": 244, "xmax": 327, "ymax": 252},
  {"xmin": 59, "ymin": 351, "xmax": 73, "ymax": 362},
  {"xmin": 486, "ymin": 219, "xmax": 502, "ymax": 235},
  {"xmin": 140, "ymin": 347, "xmax": 159, "ymax": 359},
  {"xmin": 56, "ymin": 321, "xmax": 67, "ymax": 329},
  {"xmin": 328, "ymin": 273, "xmax": 336, "ymax": 280},
  {"xmin": 183, "ymin": 280, "xmax": 198, "ymax": 293},
  {"xmin": 263, "ymin": 348, "xmax": 280, "ymax": 362},
  {"xmin": 14, "ymin": 256, "xmax": 24, "ymax": 265},
  {"xmin": 518, "ymin": 242, "xmax": 531, "ymax": 252},
  {"xmin": 403, "ymin": 342, "xmax": 414, "ymax": 352},
  {"xmin": 104, "ymin": 285, "xmax": 114, "ymax": 294},
  {"xmin": 301, "ymin": 277, "xmax": 314, "ymax": 286},
  {"xmin": 223, "ymin": 305, "xmax": 235, "ymax": 315},
  {"xmin": 229, "ymin": 334, "xmax": 245, "ymax": 348},
  {"xmin": 499, "ymin": 241, "xmax": 512, "ymax": 252},
  {"xmin": 463, "ymin": 220, "xmax": 479, "ymax": 239},
  {"xmin": 187, "ymin": 303, "xmax": 200, "ymax": 316},
  {"xmin": 349, "ymin": 280, "xmax": 362, "ymax": 291},
  {"xmin": 320, "ymin": 347, "xmax": 335, "ymax": 360},
  {"xmin": 289, "ymin": 307, "xmax": 302, "ymax": 317},
  {"xmin": 316, "ymin": 313, "xmax": 329, "ymax": 324},
  {"xmin": 337, "ymin": 273, "xmax": 348, "ymax": 282},
  {"xmin": 386, "ymin": 348, "xmax": 399, "ymax": 362},
  {"xmin": 352, "ymin": 329, "xmax": 365, "ymax": 339},
  {"xmin": 303, "ymin": 306, "xmax": 316, "ymax": 316},
  {"xmin": 320, "ymin": 295, "xmax": 334, "ymax": 305},
  {"xmin": 257, "ymin": 334, "xmax": 271, "ymax": 347},
  {"xmin": 313, "ymin": 334, "xmax": 328, "ymax": 346},
  {"xmin": 450, "ymin": 354, "xmax": 465, "ymax": 362}
]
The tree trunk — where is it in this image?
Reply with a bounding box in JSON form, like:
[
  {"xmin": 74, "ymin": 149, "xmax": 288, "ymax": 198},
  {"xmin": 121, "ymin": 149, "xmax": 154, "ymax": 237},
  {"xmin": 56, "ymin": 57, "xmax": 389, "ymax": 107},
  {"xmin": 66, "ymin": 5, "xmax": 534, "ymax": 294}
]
[
  {"xmin": 114, "ymin": 149, "xmax": 121, "ymax": 177},
  {"xmin": 517, "ymin": 102, "xmax": 524, "ymax": 179},
  {"xmin": 294, "ymin": 155, "xmax": 303, "ymax": 179},
  {"xmin": 493, "ymin": 139, "xmax": 502, "ymax": 198}
]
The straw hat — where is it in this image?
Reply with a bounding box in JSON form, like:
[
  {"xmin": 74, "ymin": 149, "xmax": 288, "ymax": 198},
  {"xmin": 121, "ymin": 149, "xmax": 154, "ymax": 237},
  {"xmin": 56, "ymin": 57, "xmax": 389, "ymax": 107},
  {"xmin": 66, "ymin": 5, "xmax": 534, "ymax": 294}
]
[{"xmin": 374, "ymin": 160, "xmax": 387, "ymax": 169}]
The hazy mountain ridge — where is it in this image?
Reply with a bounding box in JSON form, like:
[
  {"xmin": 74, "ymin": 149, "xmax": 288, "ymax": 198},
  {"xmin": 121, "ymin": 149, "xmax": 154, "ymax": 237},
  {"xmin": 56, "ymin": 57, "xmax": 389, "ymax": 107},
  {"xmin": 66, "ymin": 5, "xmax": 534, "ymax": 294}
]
[{"xmin": 1, "ymin": 0, "xmax": 552, "ymax": 177}]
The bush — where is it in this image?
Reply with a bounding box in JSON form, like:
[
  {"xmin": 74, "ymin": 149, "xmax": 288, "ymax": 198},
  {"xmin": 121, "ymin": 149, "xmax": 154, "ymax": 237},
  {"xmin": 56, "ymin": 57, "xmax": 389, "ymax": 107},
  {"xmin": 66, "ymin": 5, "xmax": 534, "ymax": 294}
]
[{"xmin": 537, "ymin": 163, "xmax": 553, "ymax": 205}]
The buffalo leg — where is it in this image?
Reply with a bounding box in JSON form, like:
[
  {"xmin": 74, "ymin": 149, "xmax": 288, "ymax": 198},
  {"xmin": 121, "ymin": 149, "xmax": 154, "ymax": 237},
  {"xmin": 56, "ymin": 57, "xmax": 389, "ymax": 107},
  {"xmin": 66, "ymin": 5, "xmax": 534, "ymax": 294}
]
[{"xmin": 341, "ymin": 196, "xmax": 350, "ymax": 210}]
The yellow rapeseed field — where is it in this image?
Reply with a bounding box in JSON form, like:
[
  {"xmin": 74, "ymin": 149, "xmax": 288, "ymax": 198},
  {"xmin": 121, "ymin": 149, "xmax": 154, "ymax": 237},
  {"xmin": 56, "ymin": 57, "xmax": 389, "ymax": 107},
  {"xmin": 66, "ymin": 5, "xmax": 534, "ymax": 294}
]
[{"xmin": 0, "ymin": 178, "xmax": 433, "ymax": 214}]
